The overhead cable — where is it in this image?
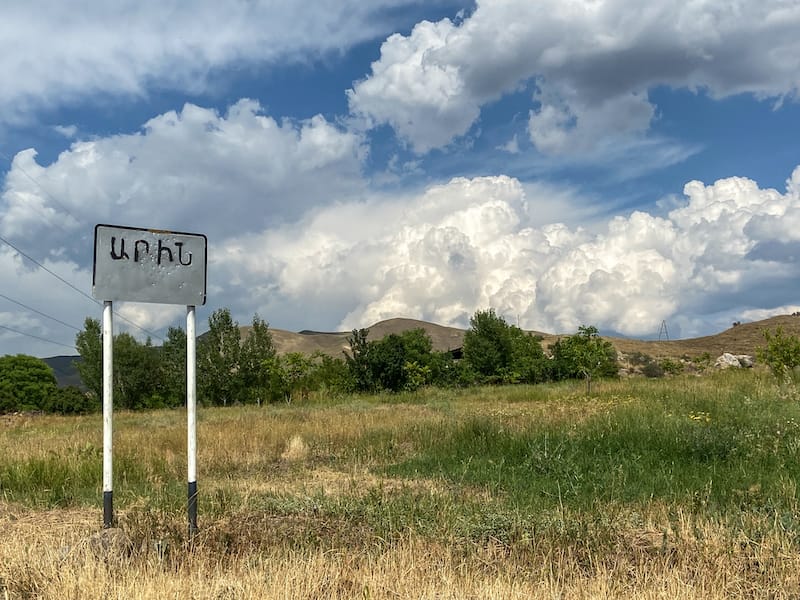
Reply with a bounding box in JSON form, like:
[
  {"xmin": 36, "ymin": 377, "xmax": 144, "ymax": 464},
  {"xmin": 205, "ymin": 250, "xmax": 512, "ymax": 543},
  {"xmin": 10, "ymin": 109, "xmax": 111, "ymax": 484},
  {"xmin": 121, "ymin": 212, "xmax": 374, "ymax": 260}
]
[
  {"xmin": 0, "ymin": 323, "xmax": 77, "ymax": 352},
  {"xmin": 0, "ymin": 234, "xmax": 164, "ymax": 342},
  {"xmin": 0, "ymin": 292, "xmax": 82, "ymax": 331},
  {"xmin": 0, "ymin": 149, "xmax": 166, "ymax": 342}
]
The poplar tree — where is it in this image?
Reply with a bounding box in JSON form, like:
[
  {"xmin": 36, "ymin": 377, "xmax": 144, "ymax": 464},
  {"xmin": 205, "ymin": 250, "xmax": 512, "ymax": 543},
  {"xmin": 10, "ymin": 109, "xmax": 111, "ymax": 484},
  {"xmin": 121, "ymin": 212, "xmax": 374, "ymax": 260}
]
[{"xmin": 197, "ymin": 308, "xmax": 242, "ymax": 406}]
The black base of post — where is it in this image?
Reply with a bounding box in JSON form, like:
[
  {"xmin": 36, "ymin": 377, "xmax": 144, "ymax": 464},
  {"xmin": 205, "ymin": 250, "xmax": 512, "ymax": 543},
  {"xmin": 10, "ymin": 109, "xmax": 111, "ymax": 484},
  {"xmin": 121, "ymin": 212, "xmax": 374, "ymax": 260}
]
[
  {"xmin": 103, "ymin": 491, "xmax": 114, "ymax": 528},
  {"xmin": 188, "ymin": 481, "xmax": 198, "ymax": 537}
]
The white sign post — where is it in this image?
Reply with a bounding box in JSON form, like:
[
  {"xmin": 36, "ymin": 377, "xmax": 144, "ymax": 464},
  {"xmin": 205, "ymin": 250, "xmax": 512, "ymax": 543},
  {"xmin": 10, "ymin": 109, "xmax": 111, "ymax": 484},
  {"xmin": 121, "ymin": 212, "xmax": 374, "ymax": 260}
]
[{"xmin": 93, "ymin": 224, "xmax": 207, "ymax": 534}]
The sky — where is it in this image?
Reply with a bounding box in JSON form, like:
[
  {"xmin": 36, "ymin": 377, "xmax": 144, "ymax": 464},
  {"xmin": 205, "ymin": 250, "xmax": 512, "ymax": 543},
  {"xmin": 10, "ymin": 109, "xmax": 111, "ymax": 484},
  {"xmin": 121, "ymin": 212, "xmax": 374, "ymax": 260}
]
[{"xmin": 1, "ymin": 0, "xmax": 800, "ymax": 358}]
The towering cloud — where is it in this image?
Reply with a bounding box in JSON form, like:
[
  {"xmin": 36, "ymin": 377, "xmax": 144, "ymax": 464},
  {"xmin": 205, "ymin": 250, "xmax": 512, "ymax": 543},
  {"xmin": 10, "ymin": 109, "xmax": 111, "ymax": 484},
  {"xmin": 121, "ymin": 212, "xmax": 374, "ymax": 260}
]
[{"xmin": 223, "ymin": 166, "xmax": 800, "ymax": 339}]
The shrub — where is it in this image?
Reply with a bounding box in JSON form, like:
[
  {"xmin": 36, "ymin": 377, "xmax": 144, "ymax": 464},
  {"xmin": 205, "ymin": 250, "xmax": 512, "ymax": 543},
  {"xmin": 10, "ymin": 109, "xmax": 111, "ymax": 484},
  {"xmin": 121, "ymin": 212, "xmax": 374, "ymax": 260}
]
[
  {"xmin": 549, "ymin": 326, "xmax": 618, "ymax": 392},
  {"xmin": 43, "ymin": 386, "xmax": 100, "ymax": 414},
  {"xmin": 463, "ymin": 309, "xmax": 548, "ymax": 384},
  {"xmin": 627, "ymin": 351, "xmax": 653, "ymax": 366},
  {"xmin": 641, "ymin": 361, "xmax": 665, "ymax": 378},
  {"xmin": 693, "ymin": 352, "xmax": 713, "ymax": 371},
  {"xmin": 0, "ymin": 354, "xmax": 57, "ymax": 413},
  {"xmin": 659, "ymin": 358, "xmax": 684, "ymax": 375},
  {"xmin": 758, "ymin": 327, "xmax": 800, "ymax": 379}
]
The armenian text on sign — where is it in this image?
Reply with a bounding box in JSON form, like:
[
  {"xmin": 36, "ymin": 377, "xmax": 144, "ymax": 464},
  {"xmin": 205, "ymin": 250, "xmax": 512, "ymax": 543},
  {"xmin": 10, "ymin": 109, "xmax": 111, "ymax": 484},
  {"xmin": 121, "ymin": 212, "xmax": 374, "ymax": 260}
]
[{"xmin": 93, "ymin": 224, "xmax": 207, "ymax": 305}]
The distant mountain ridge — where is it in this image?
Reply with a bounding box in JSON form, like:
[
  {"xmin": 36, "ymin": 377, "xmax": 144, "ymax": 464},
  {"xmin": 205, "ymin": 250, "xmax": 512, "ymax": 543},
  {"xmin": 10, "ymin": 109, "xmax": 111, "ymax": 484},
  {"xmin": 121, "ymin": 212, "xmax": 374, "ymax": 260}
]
[
  {"xmin": 41, "ymin": 355, "xmax": 84, "ymax": 388},
  {"xmin": 42, "ymin": 315, "xmax": 800, "ymax": 387}
]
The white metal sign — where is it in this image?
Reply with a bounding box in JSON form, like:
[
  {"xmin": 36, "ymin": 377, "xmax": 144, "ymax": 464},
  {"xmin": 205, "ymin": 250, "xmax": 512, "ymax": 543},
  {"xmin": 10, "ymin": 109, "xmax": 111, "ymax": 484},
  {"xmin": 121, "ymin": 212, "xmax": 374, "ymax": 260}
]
[
  {"xmin": 92, "ymin": 223, "xmax": 204, "ymax": 535},
  {"xmin": 93, "ymin": 224, "xmax": 207, "ymax": 305}
]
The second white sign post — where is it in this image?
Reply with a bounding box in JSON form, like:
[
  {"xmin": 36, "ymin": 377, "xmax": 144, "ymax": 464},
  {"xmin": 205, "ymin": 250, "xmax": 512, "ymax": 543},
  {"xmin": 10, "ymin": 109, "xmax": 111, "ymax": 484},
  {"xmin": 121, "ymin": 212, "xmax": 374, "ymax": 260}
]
[{"xmin": 92, "ymin": 224, "xmax": 207, "ymax": 535}]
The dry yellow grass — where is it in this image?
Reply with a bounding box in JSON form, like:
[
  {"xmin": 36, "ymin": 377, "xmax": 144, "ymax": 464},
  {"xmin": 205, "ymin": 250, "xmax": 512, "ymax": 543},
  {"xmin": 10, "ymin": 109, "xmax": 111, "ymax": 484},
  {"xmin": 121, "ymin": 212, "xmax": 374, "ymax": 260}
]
[
  {"xmin": 3, "ymin": 378, "xmax": 800, "ymax": 598},
  {"xmin": 1, "ymin": 503, "xmax": 799, "ymax": 599}
]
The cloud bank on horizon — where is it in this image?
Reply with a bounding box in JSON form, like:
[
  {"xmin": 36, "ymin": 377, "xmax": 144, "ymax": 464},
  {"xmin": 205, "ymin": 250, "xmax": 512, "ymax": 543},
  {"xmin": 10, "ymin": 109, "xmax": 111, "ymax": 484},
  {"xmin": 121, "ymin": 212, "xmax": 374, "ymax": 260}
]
[{"xmin": 1, "ymin": 0, "xmax": 800, "ymax": 356}]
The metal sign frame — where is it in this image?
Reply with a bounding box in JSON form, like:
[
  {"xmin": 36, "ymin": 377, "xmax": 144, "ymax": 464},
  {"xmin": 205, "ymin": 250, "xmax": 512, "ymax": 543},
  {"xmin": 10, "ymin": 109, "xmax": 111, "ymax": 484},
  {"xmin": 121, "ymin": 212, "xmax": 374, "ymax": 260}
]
[
  {"xmin": 93, "ymin": 223, "xmax": 207, "ymax": 306},
  {"xmin": 92, "ymin": 223, "xmax": 205, "ymax": 537}
]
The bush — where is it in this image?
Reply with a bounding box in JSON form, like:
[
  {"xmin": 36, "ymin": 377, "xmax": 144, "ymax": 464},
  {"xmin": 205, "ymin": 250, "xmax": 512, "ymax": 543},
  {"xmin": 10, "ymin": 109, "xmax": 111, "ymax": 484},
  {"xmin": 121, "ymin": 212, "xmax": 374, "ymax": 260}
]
[
  {"xmin": 693, "ymin": 352, "xmax": 713, "ymax": 371},
  {"xmin": 627, "ymin": 351, "xmax": 653, "ymax": 366},
  {"xmin": 43, "ymin": 386, "xmax": 99, "ymax": 414},
  {"xmin": 659, "ymin": 358, "xmax": 684, "ymax": 375},
  {"xmin": 549, "ymin": 325, "xmax": 618, "ymax": 390},
  {"xmin": 758, "ymin": 327, "xmax": 800, "ymax": 379},
  {"xmin": 641, "ymin": 361, "xmax": 665, "ymax": 378},
  {"xmin": 463, "ymin": 309, "xmax": 548, "ymax": 384},
  {"xmin": 344, "ymin": 328, "xmax": 439, "ymax": 393},
  {"xmin": 0, "ymin": 355, "xmax": 57, "ymax": 413}
]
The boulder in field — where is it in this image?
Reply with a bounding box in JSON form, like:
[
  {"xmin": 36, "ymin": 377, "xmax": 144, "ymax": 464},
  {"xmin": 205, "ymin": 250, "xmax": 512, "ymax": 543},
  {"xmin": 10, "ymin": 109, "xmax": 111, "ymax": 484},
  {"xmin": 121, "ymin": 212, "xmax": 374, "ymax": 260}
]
[{"xmin": 714, "ymin": 353, "xmax": 754, "ymax": 369}]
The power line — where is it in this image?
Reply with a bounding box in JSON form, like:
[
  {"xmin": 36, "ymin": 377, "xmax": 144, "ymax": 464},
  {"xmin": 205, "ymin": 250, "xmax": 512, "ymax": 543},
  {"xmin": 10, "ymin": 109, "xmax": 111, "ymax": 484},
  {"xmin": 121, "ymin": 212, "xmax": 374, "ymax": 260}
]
[
  {"xmin": 0, "ymin": 149, "xmax": 166, "ymax": 342},
  {"xmin": 0, "ymin": 293, "xmax": 81, "ymax": 332},
  {"xmin": 0, "ymin": 232, "xmax": 97, "ymax": 304},
  {"xmin": 0, "ymin": 323, "xmax": 77, "ymax": 352},
  {"xmin": 0, "ymin": 233, "xmax": 164, "ymax": 342}
]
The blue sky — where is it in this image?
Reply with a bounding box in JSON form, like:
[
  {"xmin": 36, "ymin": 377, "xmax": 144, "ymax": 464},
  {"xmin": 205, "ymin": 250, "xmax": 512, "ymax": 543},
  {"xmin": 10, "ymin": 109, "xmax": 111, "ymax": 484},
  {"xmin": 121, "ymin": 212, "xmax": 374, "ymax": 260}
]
[{"xmin": 1, "ymin": 0, "xmax": 799, "ymax": 357}]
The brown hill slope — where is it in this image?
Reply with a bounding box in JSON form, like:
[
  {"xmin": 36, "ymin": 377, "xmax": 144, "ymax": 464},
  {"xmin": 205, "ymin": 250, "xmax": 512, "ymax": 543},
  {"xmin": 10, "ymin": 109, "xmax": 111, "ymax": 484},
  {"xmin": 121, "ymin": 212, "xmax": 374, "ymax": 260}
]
[
  {"xmin": 241, "ymin": 318, "xmax": 466, "ymax": 357},
  {"xmin": 245, "ymin": 314, "xmax": 800, "ymax": 360},
  {"xmin": 605, "ymin": 315, "xmax": 800, "ymax": 359}
]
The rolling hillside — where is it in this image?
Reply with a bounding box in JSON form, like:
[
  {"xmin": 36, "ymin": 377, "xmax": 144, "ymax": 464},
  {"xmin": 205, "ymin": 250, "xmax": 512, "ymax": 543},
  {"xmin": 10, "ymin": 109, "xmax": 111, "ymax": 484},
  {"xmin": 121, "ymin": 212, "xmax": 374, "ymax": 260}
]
[
  {"xmin": 44, "ymin": 314, "xmax": 800, "ymax": 387},
  {"xmin": 252, "ymin": 314, "xmax": 800, "ymax": 360}
]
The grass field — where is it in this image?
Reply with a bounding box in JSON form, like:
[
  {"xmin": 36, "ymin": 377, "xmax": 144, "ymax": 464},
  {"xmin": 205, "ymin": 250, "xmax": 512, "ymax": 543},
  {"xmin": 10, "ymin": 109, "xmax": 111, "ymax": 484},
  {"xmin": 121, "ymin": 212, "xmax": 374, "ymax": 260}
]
[{"xmin": 2, "ymin": 371, "xmax": 800, "ymax": 598}]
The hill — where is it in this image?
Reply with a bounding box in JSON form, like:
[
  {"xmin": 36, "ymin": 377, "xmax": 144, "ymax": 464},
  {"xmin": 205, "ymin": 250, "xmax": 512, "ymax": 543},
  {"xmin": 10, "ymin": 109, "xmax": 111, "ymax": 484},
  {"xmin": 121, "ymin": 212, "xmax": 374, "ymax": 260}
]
[
  {"xmin": 602, "ymin": 315, "xmax": 800, "ymax": 359},
  {"xmin": 252, "ymin": 318, "xmax": 467, "ymax": 357},
  {"xmin": 252, "ymin": 314, "xmax": 800, "ymax": 360},
  {"xmin": 44, "ymin": 314, "xmax": 800, "ymax": 387},
  {"xmin": 41, "ymin": 355, "xmax": 84, "ymax": 388}
]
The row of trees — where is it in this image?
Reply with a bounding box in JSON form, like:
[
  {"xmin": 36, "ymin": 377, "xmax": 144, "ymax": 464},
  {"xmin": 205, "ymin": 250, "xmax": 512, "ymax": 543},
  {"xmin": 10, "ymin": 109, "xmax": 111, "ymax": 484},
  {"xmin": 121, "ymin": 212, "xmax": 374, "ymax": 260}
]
[
  {"xmin": 1, "ymin": 307, "xmax": 620, "ymax": 413},
  {"xmin": 69, "ymin": 307, "xmax": 619, "ymax": 408}
]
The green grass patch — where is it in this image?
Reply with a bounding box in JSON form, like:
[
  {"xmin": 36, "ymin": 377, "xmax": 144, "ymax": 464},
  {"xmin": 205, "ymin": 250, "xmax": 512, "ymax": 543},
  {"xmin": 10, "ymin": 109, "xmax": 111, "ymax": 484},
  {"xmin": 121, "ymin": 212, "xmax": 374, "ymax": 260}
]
[{"xmin": 388, "ymin": 373, "xmax": 800, "ymax": 516}]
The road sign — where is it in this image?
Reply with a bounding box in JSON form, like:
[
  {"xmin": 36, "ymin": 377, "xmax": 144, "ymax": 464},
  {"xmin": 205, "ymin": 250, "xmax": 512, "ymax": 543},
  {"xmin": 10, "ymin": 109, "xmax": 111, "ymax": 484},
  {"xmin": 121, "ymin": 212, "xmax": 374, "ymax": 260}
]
[
  {"xmin": 93, "ymin": 224, "xmax": 207, "ymax": 305},
  {"xmin": 91, "ymin": 223, "xmax": 206, "ymax": 537}
]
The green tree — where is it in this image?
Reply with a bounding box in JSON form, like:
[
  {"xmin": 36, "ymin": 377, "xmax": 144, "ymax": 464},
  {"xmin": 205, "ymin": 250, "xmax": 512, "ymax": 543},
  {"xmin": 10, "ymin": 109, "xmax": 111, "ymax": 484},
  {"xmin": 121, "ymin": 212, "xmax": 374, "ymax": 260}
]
[
  {"xmin": 112, "ymin": 334, "xmax": 163, "ymax": 409},
  {"xmin": 508, "ymin": 327, "xmax": 549, "ymax": 384},
  {"xmin": 344, "ymin": 328, "xmax": 438, "ymax": 393},
  {"xmin": 75, "ymin": 318, "xmax": 172, "ymax": 410},
  {"xmin": 463, "ymin": 309, "xmax": 513, "ymax": 380},
  {"xmin": 262, "ymin": 355, "xmax": 289, "ymax": 403},
  {"xmin": 160, "ymin": 326, "xmax": 187, "ymax": 407},
  {"xmin": 198, "ymin": 308, "xmax": 243, "ymax": 406},
  {"xmin": 0, "ymin": 354, "xmax": 58, "ymax": 412},
  {"xmin": 758, "ymin": 327, "xmax": 800, "ymax": 379},
  {"xmin": 75, "ymin": 317, "xmax": 102, "ymax": 399},
  {"xmin": 463, "ymin": 309, "xmax": 548, "ymax": 384},
  {"xmin": 399, "ymin": 329, "xmax": 434, "ymax": 366},
  {"xmin": 283, "ymin": 352, "xmax": 315, "ymax": 402},
  {"xmin": 550, "ymin": 325, "xmax": 618, "ymax": 393},
  {"xmin": 313, "ymin": 353, "xmax": 354, "ymax": 395},
  {"xmin": 240, "ymin": 314, "xmax": 276, "ymax": 405},
  {"xmin": 344, "ymin": 328, "xmax": 374, "ymax": 392},
  {"xmin": 369, "ymin": 333, "xmax": 409, "ymax": 392}
]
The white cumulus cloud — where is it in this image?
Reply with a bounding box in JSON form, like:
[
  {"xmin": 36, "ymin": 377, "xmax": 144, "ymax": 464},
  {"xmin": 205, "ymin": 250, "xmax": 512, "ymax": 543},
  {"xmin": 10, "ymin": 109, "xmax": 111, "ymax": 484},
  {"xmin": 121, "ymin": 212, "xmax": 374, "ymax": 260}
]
[
  {"xmin": 0, "ymin": 100, "xmax": 366, "ymax": 263},
  {"xmin": 348, "ymin": 0, "xmax": 800, "ymax": 155},
  {"xmin": 221, "ymin": 165, "xmax": 800, "ymax": 340}
]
